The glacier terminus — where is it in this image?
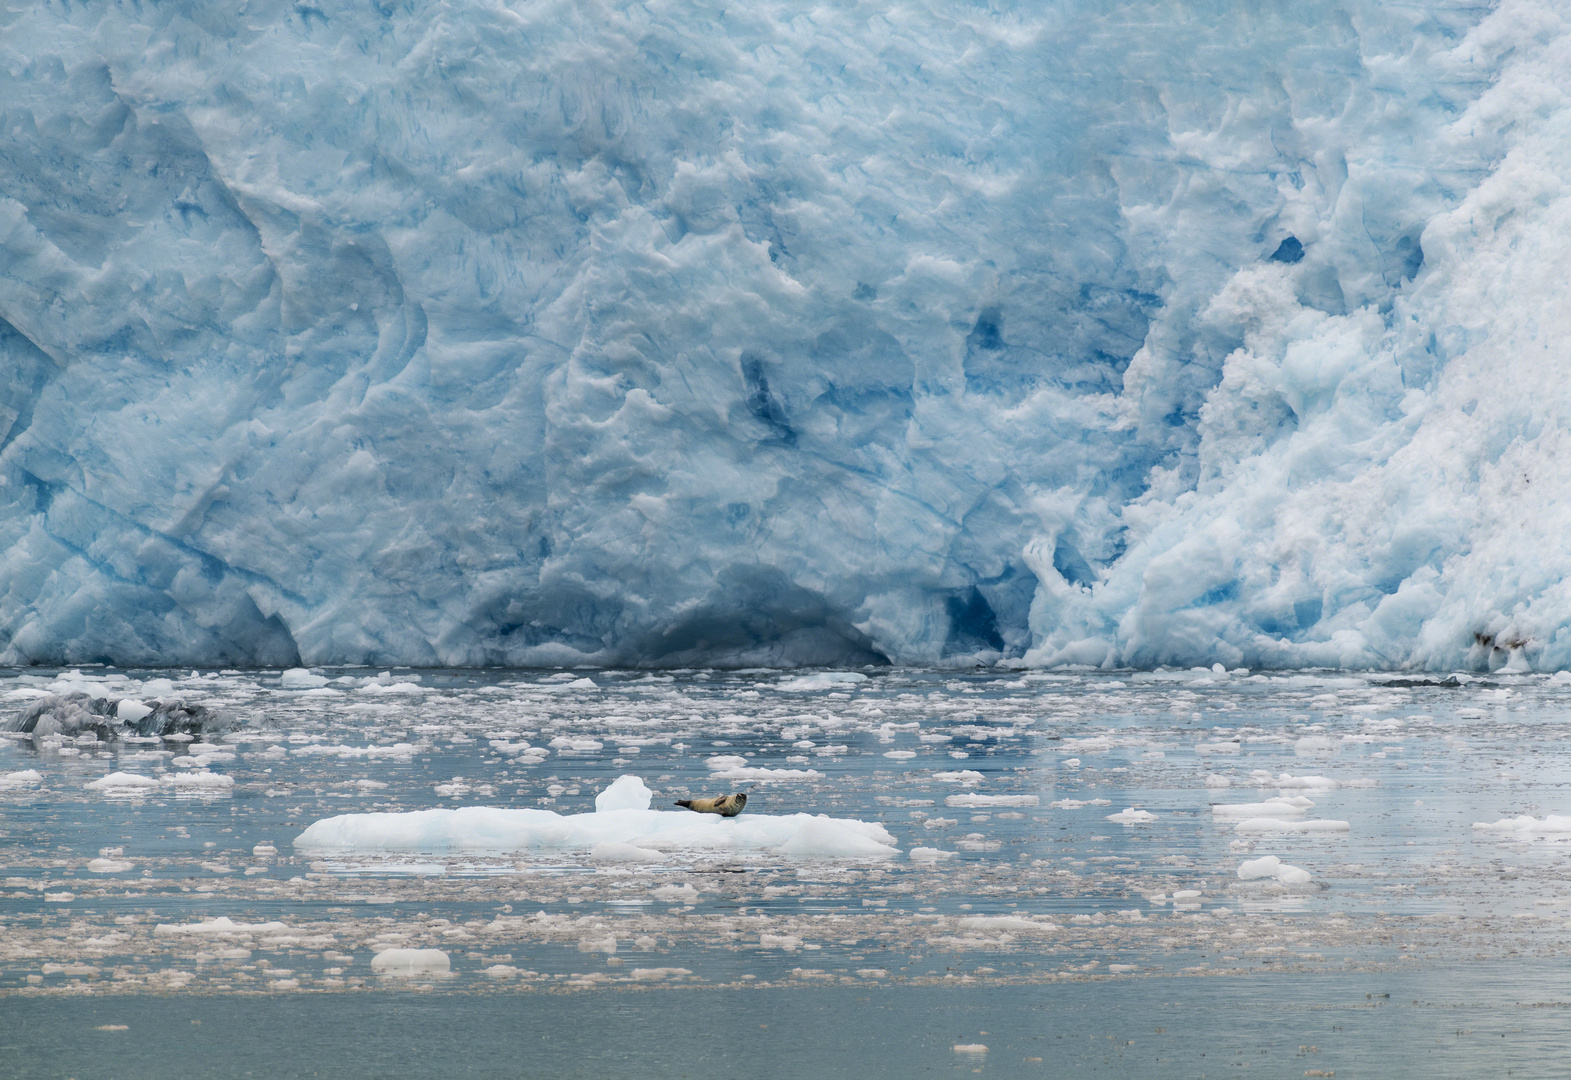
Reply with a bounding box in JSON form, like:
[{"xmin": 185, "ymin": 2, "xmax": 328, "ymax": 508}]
[{"xmin": 2, "ymin": 0, "xmax": 1569, "ymax": 671}]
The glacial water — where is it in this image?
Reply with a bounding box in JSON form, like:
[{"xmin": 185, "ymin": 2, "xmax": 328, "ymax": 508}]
[{"xmin": 3, "ymin": 667, "xmax": 1571, "ymax": 1074}]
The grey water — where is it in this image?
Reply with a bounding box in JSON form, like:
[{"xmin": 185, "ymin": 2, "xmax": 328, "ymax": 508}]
[{"xmin": 3, "ymin": 665, "xmax": 1571, "ymax": 1075}]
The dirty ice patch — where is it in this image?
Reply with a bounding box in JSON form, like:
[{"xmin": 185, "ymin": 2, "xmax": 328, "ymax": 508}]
[{"xmin": 293, "ymin": 798, "xmax": 897, "ymax": 861}]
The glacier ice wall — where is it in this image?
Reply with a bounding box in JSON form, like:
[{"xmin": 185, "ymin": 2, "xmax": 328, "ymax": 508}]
[{"xmin": 0, "ymin": 0, "xmax": 1567, "ymax": 669}]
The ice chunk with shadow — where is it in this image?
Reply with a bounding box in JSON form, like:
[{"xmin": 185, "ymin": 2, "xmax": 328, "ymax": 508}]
[{"xmin": 5, "ymin": 693, "xmax": 235, "ymax": 740}]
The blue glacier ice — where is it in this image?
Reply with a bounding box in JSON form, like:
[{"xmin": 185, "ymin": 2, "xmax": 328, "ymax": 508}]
[{"xmin": 1, "ymin": 0, "xmax": 1569, "ymax": 670}]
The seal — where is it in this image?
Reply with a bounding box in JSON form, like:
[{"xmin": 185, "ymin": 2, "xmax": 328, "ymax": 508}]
[{"xmin": 674, "ymin": 793, "xmax": 748, "ymax": 817}]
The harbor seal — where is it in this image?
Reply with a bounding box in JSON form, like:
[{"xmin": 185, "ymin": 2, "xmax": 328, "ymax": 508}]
[{"xmin": 674, "ymin": 793, "xmax": 747, "ymax": 817}]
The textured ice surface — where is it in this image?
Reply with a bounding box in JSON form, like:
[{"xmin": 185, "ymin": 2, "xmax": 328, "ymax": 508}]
[{"xmin": 1, "ymin": 3, "xmax": 1570, "ymax": 671}]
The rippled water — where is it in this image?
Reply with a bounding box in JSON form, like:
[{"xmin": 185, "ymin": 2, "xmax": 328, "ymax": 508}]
[{"xmin": 3, "ymin": 666, "xmax": 1570, "ymax": 1073}]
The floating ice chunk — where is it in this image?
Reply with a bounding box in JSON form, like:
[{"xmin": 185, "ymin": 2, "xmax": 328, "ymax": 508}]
[
  {"xmin": 549, "ymin": 736, "xmax": 603, "ymax": 751},
  {"xmin": 1106, "ymin": 808, "xmax": 1157, "ymax": 824},
  {"xmin": 909, "ymin": 847, "xmax": 957, "ymax": 862},
  {"xmin": 883, "ymin": 750, "xmax": 918, "ymax": 759},
  {"xmin": 164, "ymin": 771, "xmax": 235, "ymax": 791},
  {"xmin": 155, "ymin": 918, "xmax": 293, "ymax": 935},
  {"xmin": 932, "ymin": 770, "xmax": 985, "ymax": 783},
  {"xmin": 1204, "ymin": 774, "xmax": 1233, "ymax": 788},
  {"xmin": 650, "ymin": 883, "xmax": 700, "ymax": 903},
  {"xmin": 577, "ymin": 933, "xmax": 617, "ymax": 954},
  {"xmin": 1294, "ymin": 736, "xmax": 1339, "ymax": 755},
  {"xmin": 704, "ymin": 755, "xmax": 748, "ymax": 769},
  {"xmin": 1237, "ymin": 855, "xmax": 1312, "ymax": 884},
  {"xmin": 280, "ymin": 669, "xmax": 329, "ymax": 689},
  {"xmin": 1274, "ymin": 773, "xmax": 1340, "ymax": 789},
  {"xmin": 1210, "ymin": 797, "xmax": 1313, "ymax": 819},
  {"xmin": 85, "ymin": 772, "xmax": 160, "ymax": 792},
  {"xmin": 774, "ymin": 672, "xmax": 868, "ymax": 692},
  {"xmin": 87, "ymin": 858, "xmax": 133, "ymax": 873},
  {"xmin": 595, "ymin": 774, "xmax": 653, "ymax": 813},
  {"xmin": 0, "ymin": 769, "xmax": 42, "ymax": 787},
  {"xmin": 759, "ymin": 933, "xmax": 802, "ymax": 949},
  {"xmin": 115, "ymin": 699, "xmax": 153, "ymax": 723},
  {"xmin": 708, "ymin": 766, "xmax": 823, "ymax": 781},
  {"xmin": 953, "ymin": 1044, "xmax": 987, "ymax": 1054},
  {"xmin": 944, "ymin": 793, "xmax": 1039, "ymax": 808},
  {"xmin": 1049, "ymin": 798, "xmax": 1111, "ymax": 809},
  {"xmin": 629, "ymin": 967, "xmax": 693, "ymax": 980},
  {"xmin": 1233, "ymin": 818, "xmax": 1349, "ymax": 835},
  {"xmin": 362, "ymin": 681, "xmax": 428, "ymax": 694},
  {"xmin": 1472, "ymin": 814, "xmax": 1571, "ymax": 836},
  {"xmin": 294, "ymin": 796, "xmax": 897, "ymax": 860},
  {"xmin": 956, "ymin": 915, "xmax": 1054, "ymax": 932},
  {"xmin": 372, "ymin": 948, "xmax": 451, "ymax": 976}
]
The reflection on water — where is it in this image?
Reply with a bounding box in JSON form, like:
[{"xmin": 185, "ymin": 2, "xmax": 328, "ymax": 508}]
[{"xmin": 3, "ymin": 666, "xmax": 1571, "ymax": 1070}]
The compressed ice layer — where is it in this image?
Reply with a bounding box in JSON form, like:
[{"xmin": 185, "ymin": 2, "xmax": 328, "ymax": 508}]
[
  {"xmin": 2, "ymin": 3, "xmax": 1571, "ymax": 672},
  {"xmin": 294, "ymin": 790, "xmax": 898, "ymax": 861}
]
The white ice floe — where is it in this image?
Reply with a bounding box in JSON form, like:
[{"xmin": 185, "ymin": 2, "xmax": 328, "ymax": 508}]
[
  {"xmin": 1204, "ymin": 774, "xmax": 1233, "ymax": 788},
  {"xmin": 294, "ymin": 782, "xmax": 897, "ymax": 860},
  {"xmin": 1049, "ymin": 798, "xmax": 1111, "ymax": 809},
  {"xmin": 1271, "ymin": 773, "xmax": 1341, "ymax": 789},
  {"xmin": 371, "ymin": 948, "xmax": 451, "ymax": 976},
  {"xmin": 0, "ymin": 769, "xmax": 42, "ymax": 787},
  {"xmin": 1472, "ymin": 814, "xmax": 1571, "ymax": 836},
  {"xmin": 1210, "ymin": 796, "xmax": 1314, "ymax": 819},
  {"xmin": 1237, "ymin": 855, "xmax": 1312, "ymax": 884},
  {"xmin": 85, "ymin": 772, "xmax": 160, "ymax": 792},
  {"xmin": 86, "ymin": 858, "xmax": 133, "ymax": 873},
  {"xmin": 1106, "ymin": 808, "xmax": 1158, "ymax": 824},
  {"xmin": 931, "ymin": 770, "xmax": 985, "ymax": 783},
  {"xmin": 1294, "ymin": 736, "xmax": 1339, "ymax": 755},
  {"xmin": 708, "ymin": 766, "xmax": 824, "ymax": 781},
  {"xmin": 154, "ymin": 918, "xmax": 293, "ymax": 935},
  {"xmin": 909, "ymin": 847, "xmax": 958, "ymax": 862},
  {"xmin": 944, "ymin": 793, "xmax": 1040, "ymax": 808},
  {"xmin": 1233, "ymin": 818, "xmax": 1350, "ymax": 835},
  {"xmin": 279, "ymin": 668, "xmax": 329, "ymax": 689},
  {"xmin": 775, "ymin": 673, "xmax": 868, "ymax": 692}
]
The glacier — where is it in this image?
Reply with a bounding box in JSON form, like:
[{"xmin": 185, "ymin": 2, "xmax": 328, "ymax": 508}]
[{"xmin": 0, "ymin": 0, "xmax": 1569, "ymax": 670}]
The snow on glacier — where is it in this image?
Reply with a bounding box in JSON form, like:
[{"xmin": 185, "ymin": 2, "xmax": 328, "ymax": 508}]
[{"xmin": 0, "ymin": 1, "xmax": 1569, "ymax": 669}]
